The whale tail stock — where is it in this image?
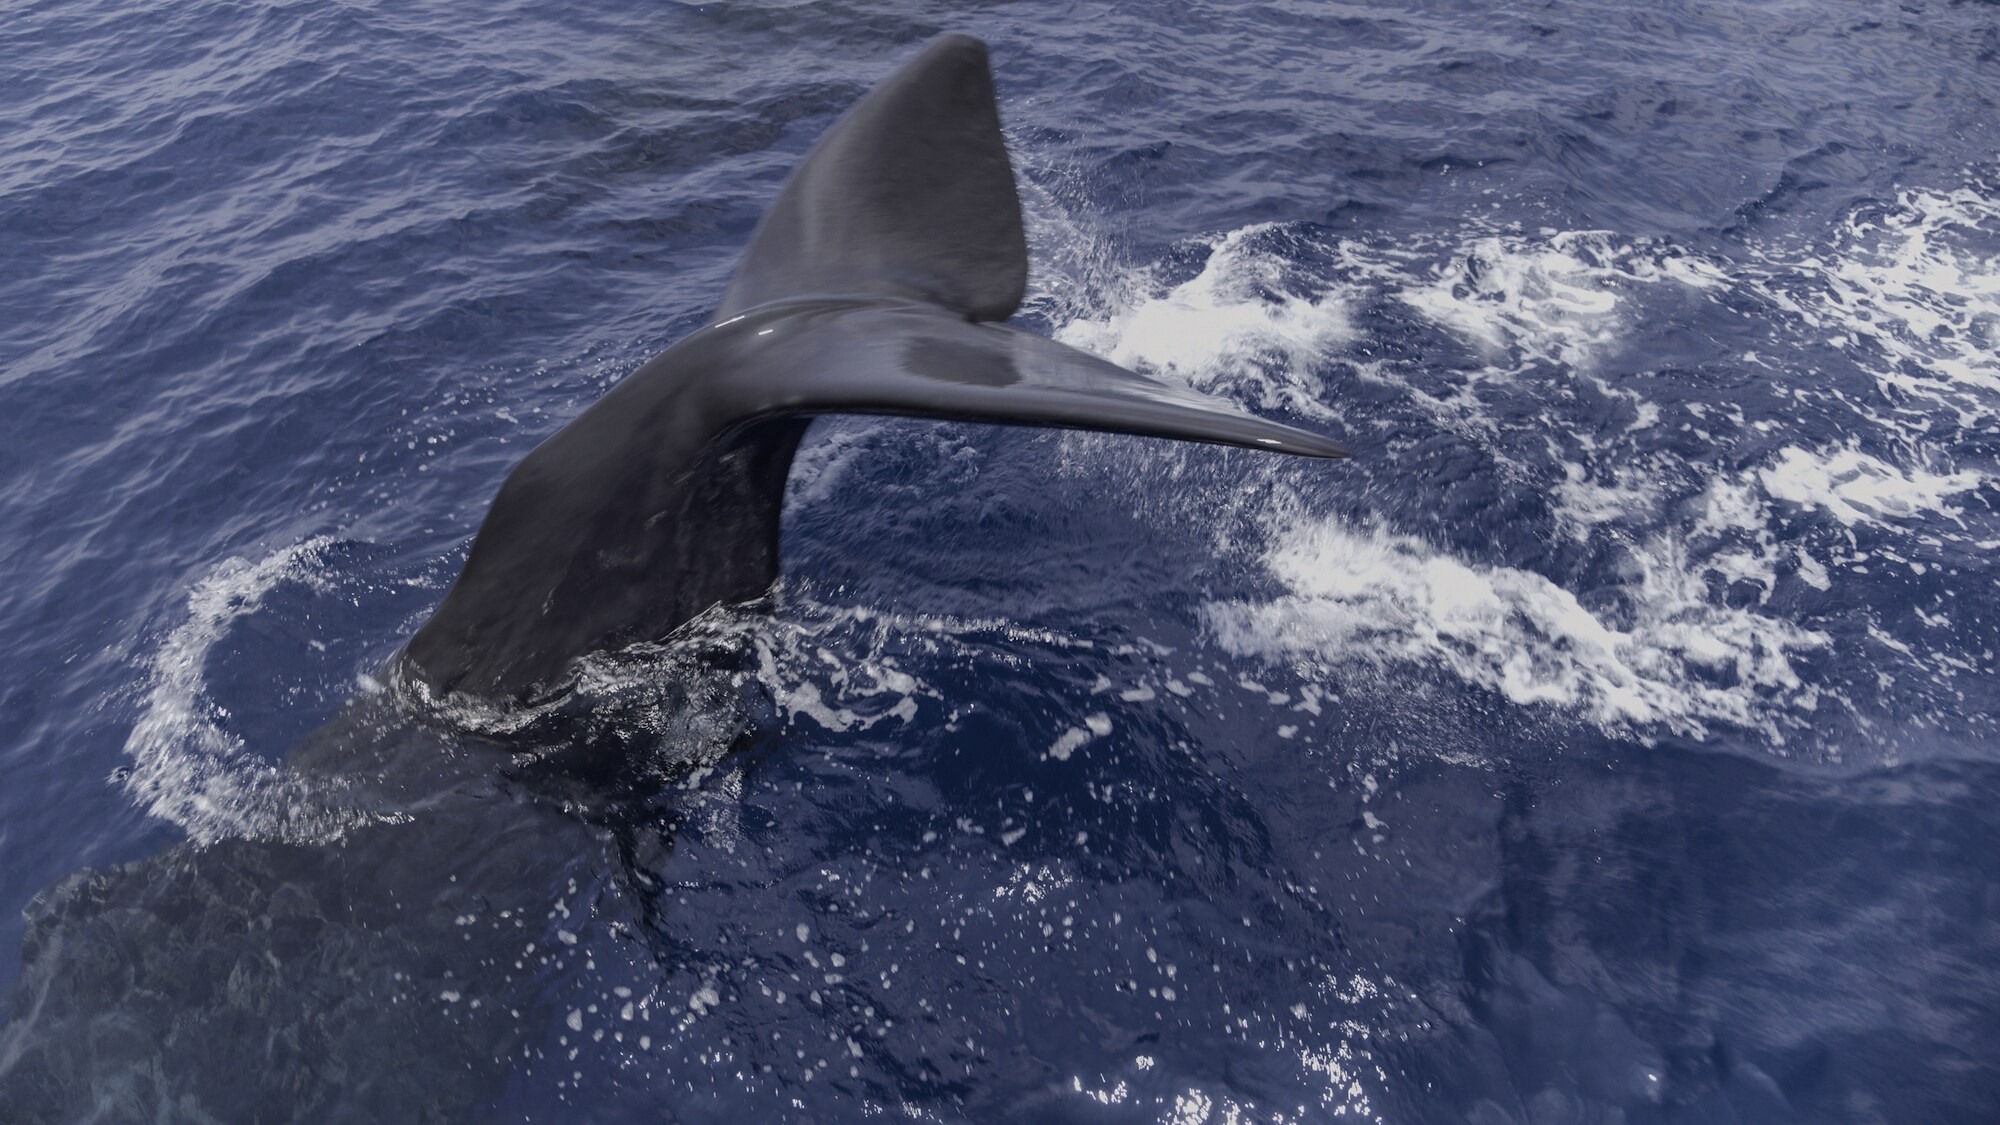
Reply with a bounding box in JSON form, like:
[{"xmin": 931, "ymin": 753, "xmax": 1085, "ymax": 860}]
[{"xmin": 401, "ymin": 34, "xmax": 1347, "ymax": 703}]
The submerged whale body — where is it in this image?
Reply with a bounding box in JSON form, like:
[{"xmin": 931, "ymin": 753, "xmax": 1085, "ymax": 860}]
[{"xmin": 400, "ymin": 32, "xmax": 1344, "ymax": 704}]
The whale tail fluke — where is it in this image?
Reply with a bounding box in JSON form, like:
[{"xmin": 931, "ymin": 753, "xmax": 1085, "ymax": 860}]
[
  {"xmin": 709, "ymin": 31, "xmax": 1345, "ymax": 457},
  {"xmin": 403, "ymin": 34, "xmax": 1346, "ymax": 705}
]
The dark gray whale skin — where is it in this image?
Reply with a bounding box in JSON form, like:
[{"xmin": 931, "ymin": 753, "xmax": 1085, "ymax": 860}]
[
  {"xmin": 0, "ymin": 34, "xmax": 1341, "ymax": 1122},
  {"xmin": 400, "ymin": 32, "xmax": 1345, "ymax": 704}
]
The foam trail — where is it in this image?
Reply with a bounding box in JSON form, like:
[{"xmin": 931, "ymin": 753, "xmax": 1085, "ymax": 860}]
[
  {"xmin": 1008, "ymin": 190, "xmax": 1998, "ymax": 753},
  {"xmin": 122, "ymin": 537, "xmax": 382, "ymax": 844},
  {"xmin": 1208, "ymin": 509, "xmax": 1829, "ymax": 739},
  {"xmin": 1759, "ymin": 446, "xmax": 1984, "ymax": 528},
  {"xmin": 749, "ymin": 613, "xmax": 937, "ymax": 734}
]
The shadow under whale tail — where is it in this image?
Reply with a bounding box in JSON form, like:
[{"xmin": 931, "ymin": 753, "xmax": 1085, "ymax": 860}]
[{"xmin": 400, "ymin": 34, "xmax": 1346, "ymax": 706}]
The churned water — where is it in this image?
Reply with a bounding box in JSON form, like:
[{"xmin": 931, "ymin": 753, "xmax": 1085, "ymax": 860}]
[{"xmin": 2, "ymin": 0, "xmax": 1998, "ymax": 1121}]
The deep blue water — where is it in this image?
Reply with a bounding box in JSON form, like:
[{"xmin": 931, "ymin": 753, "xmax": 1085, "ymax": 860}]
[{"xmin": 4, "ymin": 0, "xmax": 2000, "ymax": 1120}]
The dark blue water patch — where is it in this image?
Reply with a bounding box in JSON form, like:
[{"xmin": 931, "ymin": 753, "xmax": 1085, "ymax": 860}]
[{"xmin": 1427, "ymin": 746, "xmax": 2000, "ymax": 1125}]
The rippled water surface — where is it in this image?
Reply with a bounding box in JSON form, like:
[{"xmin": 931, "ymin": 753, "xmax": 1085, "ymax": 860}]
[{"xmin": 3, "ymin": 0, "xmax": 1998, "ymax": 1121}]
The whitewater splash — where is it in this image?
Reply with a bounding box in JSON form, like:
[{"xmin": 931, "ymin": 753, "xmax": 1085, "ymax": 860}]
[
  {"xmin": 1032, "ymin": 172, "xmax": 1996, "ymax": 752},
  {"xmin": 1052, "ymin": 225, "xmax": 1356, "ymax": 421},
  {"xmin": 1401, "ymin": 229, "xmax": 1727, "ymax": 374},
  {"xmin": 1759, "ymin": 445, "xmax": 1985, "ymax": 529}
]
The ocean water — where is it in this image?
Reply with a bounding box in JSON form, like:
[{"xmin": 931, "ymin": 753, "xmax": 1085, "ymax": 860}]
[{"xmin": 2, "ymin": 0, "xmax": 1998, "ymax": 1121}]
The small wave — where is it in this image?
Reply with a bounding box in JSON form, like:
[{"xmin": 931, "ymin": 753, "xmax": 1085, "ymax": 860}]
[{"xmin": 125, "ymin": 541, "xmax": 1057, "ymax": 840}]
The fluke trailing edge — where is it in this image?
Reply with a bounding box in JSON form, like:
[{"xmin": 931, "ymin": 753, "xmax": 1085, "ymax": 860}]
[{"xmin": 401, "ymin": 33, "xmax": 1347, "ymax": 703}]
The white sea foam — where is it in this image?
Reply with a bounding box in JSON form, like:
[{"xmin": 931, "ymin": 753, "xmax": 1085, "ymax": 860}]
[
  {"xmin": 1022, "ymin": 220, "xmax": 1837, "ymax": 738},
  {"xmin": 1553, "ymin": 460, "xmax": 1665, "ymax": 538},
  {"xmin": 1026, "ymin": 186, "xmax": 1995, "ymax": 748},
  {"xmin": 1383, "ymin": 180, "xmax": 2000, "ymax": 460},
  {"xmin": 1749, "ymin": 184, "xmax": 2000, "ymax": 419},
  {"xmin": 1207, "ymin": 506, "xmax": 1828, "ymax": 738},
  {"xmin": 749, "ymin": 618, "xmax": 933, "ymax": 734},
  {"xmin": 1758, "ymin": 445, "xmax": 1983, "ymax": 528},
  {"xmin": 744, "ymin": 600, "xmax": 1098, "ymax": 736},
  {"xmin": 1401, "ymin": 230, "xmax": 1725, "ymax": 374},
  {"xmin": 122, "ymin": 537, "xmax": 384, "ymax": 844},
  {"xmin": 1038, "ymin": 173, "xmax": 2000, "ymax": 442},
  {"xmin": 1053, "ymin": 225, "xmax": 1353, "ymax": 419},
  {"xmin": 1046, "ymin": 712, "xmax": 1112, "ymax": 761}
]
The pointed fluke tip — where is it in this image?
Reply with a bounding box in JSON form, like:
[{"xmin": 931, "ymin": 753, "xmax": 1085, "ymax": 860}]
[{"xmin": 1262, "ymin": 432, "xmax": 1352, "ymax": 458}]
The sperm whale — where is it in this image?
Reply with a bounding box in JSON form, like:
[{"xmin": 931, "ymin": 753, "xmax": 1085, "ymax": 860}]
[
  {"xmin": 399, "ymin": 32, "xmax": 1345, "ymax": 705},
  {"xmin": 0, "ymin": 33, "xmax": 1348, "ymax": 1119}
]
